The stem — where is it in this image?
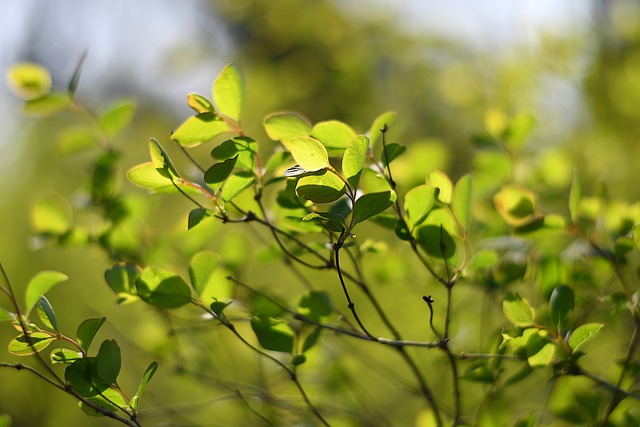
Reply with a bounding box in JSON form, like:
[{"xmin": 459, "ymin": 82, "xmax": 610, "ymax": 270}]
[{"xmin": 334, "ymin": 241, "xmax": 372, "ymax": 337}]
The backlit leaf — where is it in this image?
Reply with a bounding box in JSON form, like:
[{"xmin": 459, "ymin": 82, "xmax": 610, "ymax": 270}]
[
  {"xmin": 282, "ymin": 136, "xmax": 330, "ymax": 172},
  {"xmin": 25, "ymin": 271, "xmax": 68, "ymax": 315},
  {"xmin": 187, "ymin": 93, "xmax": 214, "ymax": 113},
  {"xmin": 369, "ymin": 111, "xmax": 396, "ymax": 147},
  {"xmin": 213, "ymin": 63, "xmax": 244, "ymax": 123},
  {"xmin": 99, "ymin": 100, "xmax": 136, "ymax": 138},
  {"xmin": 549, "ymin": 285, "xmax": 574, "ymax": 329},
  {"xmin": 250, "ymin": 316, "xmax": 294, "ymax": 353},
  {"xmin": 568, "ymin": 323, "xmax": 604, "ymax": 352},
  {"xmin": 211, "ymin": 137, "xmax": 257, "ymax": 170},
  {"xmin": 136, "ymin": 266, "xmax": 192, "ymax": 309},
  {"xmin": 127, "ymin": 162, "xmax": 203, "ymax": 195},
  {"xmin": 296, "ymin": 170, "xmax": 346, "ymax": 203},
  {"xmin": 130, "ymin": 361, "xmax": 158, "ymax": 410},
  {"xmin": 31, "ymin": 194, "xmax": 72, "ymax": 235},
  {"xmin": 171, "ymin": 112, "xmax": 231, "ymax": 147},
  {"xmin": 382, "ymin": 143, "xmax": 406, "ymax": 167},
  {"xmin": 503, "ymin": 292, "xmax": 534, "ymax": 326},
  {"xmin": 221, "ymin": 171, "xmax": 255, "ymax": 202},
  {"xmin": 426, "ymin": 171, "xmax": 453, "ymax": 204},
  {"xmin": 311, "ymin": 120, "xmax": 356, "ymax": 151},
  {"xmin": 35, "ymin": 296, "xmax": 58, "ymax": 331},
  {"xmin": 204, "ymin": 156, "xmax": 238, "ymax": 192},
  {"xmin": 0, "ymin": 306, "xmax": 15, "ymax": 322},
  {"xmin": 9, "ymin": 332, "xmax": 55, "ymax": 356},
  {"xmin": 7, "ymin": 62, "xmax": 52, "ymax": 99},
  {"xmin": 51, "ymin": 348, "xmax": 82, "ymax": 364},
  {"xmin": 404, "ymin": 185, "xmax": 436, "ymax": 230},
  {"xmin": 188, "ymin": 208, "xmax": 215, "ymax": 230},
  {"xmin": 342, "ymin": 135, "xmax": 369, "ymax": 190},
  {"xmin": 23, "ymin": 93, "xmax": 70, "ymax": 117},
  {"xmin": 264, "ymin": 112, "xmax": 312, "ymax": 141},
  {"xmin": 104, "ymin": 263, "xmax": 140, "ymax": 303}
]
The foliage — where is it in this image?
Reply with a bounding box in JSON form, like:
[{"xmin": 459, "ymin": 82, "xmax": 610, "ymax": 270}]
[{"xmin": 2, "ymin": 56, "xmax": 640, "ymax": 427}]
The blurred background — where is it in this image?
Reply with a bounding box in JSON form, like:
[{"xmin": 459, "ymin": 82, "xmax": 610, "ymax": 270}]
[{"xmin": 1, "ymin": 0, "xmax": 640, "ymax": 426}]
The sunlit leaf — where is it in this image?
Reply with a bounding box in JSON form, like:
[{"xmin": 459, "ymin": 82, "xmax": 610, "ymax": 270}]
[
  {"xmin": 77, "ymin": 317, "xmax": 106, "ymax": 353},
  {"xmin": 213, "ymin": 63, "xmax": 244, "ymax": 123},
  {"xmin": 25, "ymin": 271, "xmax": 68, "ymax": 315},
  {"xmin": 526, "ymin": 332, "xmax": 554, "ymax": 367},
  {"xmin": 250, "ymin": 316, "xmax": 294, "ymax": 353},
  {"xmin": 426, "ymin": 171, "xmax": 453, "ymax": 204},
  {"xmin": 31, "ymin": 193, "xmax": 73, "ymax": 235},
  {"xmin": 264, "ymin": 112, "xmax": 312, "ymax": 141},
  {"xmin": 104, "ymin": 263, "xmax": 140, "ymax": 304},
  {"xmin": 568, "ymin": 323, "xmax": 604, "ymax": 352},
  {"xmin": 452, "ymin": 174, "xmax": 472, "ymax": 229},
  {"xmin": 204, "ymin": 156, "xmax": 238, "ymax": 192},
  {"xmin": 311, "ymin": 120, "xmax": 356, "ymax": 151},
  {"xmin": 189, "ymin": 251, "xmax": 233, "ymax": 305},
  {"xmin": 211, "ymin": 137, "xmax": 257, "ymax": 170},
  {"xmin": 369, "ymin": 111, "xmax": 396, "ymax": 147},
  {"xmin": 404, "ymin": 185, "xmax": 436, "ymax": 230},
  {"xmin": 282, "ymin": 136, "xmax": 330, "ymax": 172},
  {"xmin": 188, "ymin": 208, "xmax": 215, "ymax": 230},
  {"xmin": 170, "ymin": 112, "xmax": 231, "ymax": 147},
  {"xmin": 50, "ymin": 348, "xmax": 83, "ymax": 364},
  {"xmin": 7, "ymin": 62, "xmax": 52, "ymax": 99},
  {"xmin": 381, "ymin": 143, "xmax": 406, "ymax": 167},
  {"xmin": 353, "ymin": 191, "xmax": 397, "ymax": 225},
  {"xmin": 295, "ymin": 170, "xmax": 346, "ymax": 203},
  {"xmin": 23, "ymin": 93, "xmax": 70, "ymax": 117},
  {"xmin": 187, "ymin": 93, "xmax": 214, "ymax": 113},
  {"xmin": 221, "ymin": 171, "xmax": 255, "ymax": 201},
  {"xmin": 303, "ymin": 212, "xmax": 346, "ymax": 233},
  {"xmin": 130, "ymin": 361, "xmax": 158, "ymax": 410},
  {"xmin": 493, "ymin": 185, "xmax": 541, "ymax": 228},
  {"xmin": 466, "ymin": 249, "xmax": 499, "ymax": 271},
  {"xmin": 35, "ymin": 296, "xmax": 58, "ymax": 331},
  {"xmin": 503, "ymin": 292, "xmax": 534, "ymax": 326},
  {"xmin": 8, "ymin": 332, "xmax": 55, "ymax": 356},
  {"xmin": 342, "ymin": 135, "xmax": 369, "ymax": 190},
  {"xmin": 127, "ymin": 162, "xmax": 204, "ymax": 195},
  {"xmin": 136, "ymin": 266, "xmax": 192, "ymax": 309},
  {"xmin": 99, "ymin": 100, "xmax": 136, "ymax": 138}
]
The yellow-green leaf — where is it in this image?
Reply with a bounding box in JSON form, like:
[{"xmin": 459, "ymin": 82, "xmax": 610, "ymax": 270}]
[
  {"xmin": 7, "ymin": 62, "xmax": 52, "ymax": 100},
  {"xmin": 213, "ymin": 63, "xmax": 245, "ymax": 123},
  {"xmin": 282, "ymin": 136, "xmax": 330, "ymax": 172}
]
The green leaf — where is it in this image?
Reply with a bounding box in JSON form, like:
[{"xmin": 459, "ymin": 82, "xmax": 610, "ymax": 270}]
[
  {"xmin": 426, "ymin": 171, "xmax": 453, "ymax": 204},
  {"xmin": 65, "ymin": 358, "xmax": 110, "ymax": 397},
  {"xmin": 264, "ymin": 112, "xmax": 312, "ymax": 141},
  {"xmin": 381, "ymin": 143, "xmax": 406, "ymax": 167},
  {"xmin": 57, "ymin": 126, "xmax": 98, "ymax": 154},
  {"xmin": 170, "ymin": 112, "xmax": 231, "ymax": 147},
  {"xmin": 549, "ymin": 285, "xmax": 574, "ymax": 329},
  {"xmin": 503, "ymin": 292, "xmax": 535, "ymax": 326},
  {"xmin": 526, "ymin": 332, "xmax": 554, "ymax": 367},
  {"xmin": 149, "ymin": 138, "xmax": 178, "ymax": 176},
  {"xmin": 35, "ymin": 296, "xmax": 58, "ymax": 331},
  {"xmin": 8, "ymin": 332, "xmax": 55, "ymax": 356},
  {"xmin": 221, "ymin": 171, "xmax": 255, "ymax": 202},
  {"xmin": 452, "ymin": 174, "xmax": 472, "ymax": 229},
  {"xmin": 136, "ymin": 266, "xmax": 192, "ymax": 309},
  {"xmin": 211, "ymin": 301, "xmax": 231, "ymax": 316},
  {"xmin": 303, "ymin": 212, "xmax": 346, "ymax": 233},
  {"xmin": 493, "ymin": 185, "xmax": 541, "ymax": 228},
  {"xmin": 50, "ymin": 348, "xmax": 82, "ymax": 365},
  {"xmin": 298, "ymin": 291, "xmax": 333, "ymax": 320},
  {"xmin": 353, "ymin": 191, "xmax": 397, "ymax": 225},
  {"xmin": 204, "ymin": 156, "xmax": 238, "ymax": 192},
  {"xmin": 77, "ymin": 317, "xmax": 106, "ymax": 352},
  {"xmin": 295, "ymin": 170, "xmax": 346, "ymax": 203},
  {"xmin": 311, "ymin": 120, "xmax": 357, "ymax": 150},
  {"xmin": 250, "ymin": 293, "xmax": 285, "ymax": 317},
  {"xmin": 187, "ymin": 93, "xmax": 214, "ymax": 113},
  {"xmin": 68, "ymin": 52, "xmax": 87, "ymax": 95},
  {"xmin": 188, "ymin": 208, "xmax": 214, "ymax": 230},
  {"xmin": 568, "ymin": 323, "xmax": 604, "ymax": 352},
  {"xmin": 31, "ymin": 194, "xmax": 73, "ymax": 235},
  {"xmin": 466, "ymin": 249, "xmax": 499, "ymax": 271},
  {"xmin": 127, "ymin": 162, "xmax": 203, "ymax": 195},
  {"xmin": 25, "ymin": 271, "xmax": 68, "ymax": 315},
  {"xmin": 7, "ymin": 63, "xmax": 52, "ymax": 99},
  {"xmin": 80, "ymin": 388, "xmax": 128, "ymax": 415},
  {"xmin": 282, "ymin": 136, "xmax": 330, "ymax": 172},
  {"xmin": 96, "ymin": 340, "xmax": 121, "ymax": 384},
  {"xmin": 404, "ymin": 185, "xmax": 436, "ymax": 230},
  {"xmin": 23, "ymin": 93, "xmax": 70, "ymax": 117},
  {"xmin": 342, "ymin": 135, "xmax": 369, "ymax": 190},
  {"xmin": 250, "ymin": 316, "xmax": 294, "ymax": 353},
  {"xmin": 302, "ymin": 327, "xmax": 323, "ymax": 353},
  {"xmin": 369, "ymin": 111, "xmax": 396, "ymax": 147},
  {"xmin": 415, "ymin": 225, "xmax": 456, "ymax": 260},
  {"xmin": 130, "ymin": 361, "xmax": 158, "ymax": 410},
  {"xmin": 99, "ymin": 100, "xmax": 136, "ymax": 138},
  {"xmin": 0, "ymin": 306, "xmax": 15, "ymax": 322},
  {"xmin": 569, "ymin": 170, "xmax": 581, "ymax": 224},
  {"xmin": 503, "ymin": 113, "xmax": 536, "ymax": 148},
  {"xmin": 211, "ymin": 137, "xmax": 258, "ymax": 170},
  {"xmin": 189, "ymin": 251, "xmax": 233, "ymax": 305},
  {"xmin": 213, "ymin": 63, "xmax": 244, "ymax": 123},
  {"xmin": 104, "ymin": 263, "xmax": 140, "ymax": 304}
]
